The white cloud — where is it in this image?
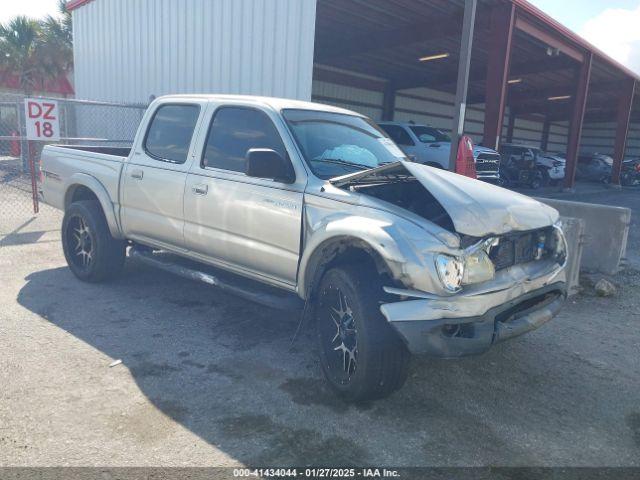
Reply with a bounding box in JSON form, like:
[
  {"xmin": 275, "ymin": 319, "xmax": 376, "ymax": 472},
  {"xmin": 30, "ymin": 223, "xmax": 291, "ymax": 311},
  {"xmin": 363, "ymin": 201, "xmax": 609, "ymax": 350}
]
[{"xmin": 579, "ymin": 4, "xmax": 640, "ymax": 74}]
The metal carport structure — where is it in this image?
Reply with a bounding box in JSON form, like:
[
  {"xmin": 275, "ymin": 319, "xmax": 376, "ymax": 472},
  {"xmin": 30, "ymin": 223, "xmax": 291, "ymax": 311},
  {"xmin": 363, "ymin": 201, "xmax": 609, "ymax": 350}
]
[{"xmin": 312, "ymin": 0, "xmax": 640, "ymax": 189}]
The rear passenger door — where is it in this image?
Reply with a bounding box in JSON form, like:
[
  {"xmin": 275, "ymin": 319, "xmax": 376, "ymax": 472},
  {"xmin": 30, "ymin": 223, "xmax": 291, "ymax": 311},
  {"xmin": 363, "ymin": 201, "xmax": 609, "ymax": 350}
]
[
  {"xmin": 121, "ymin": 100, "xmax": 207, "ymax": 250},
  {"xmin": 184, "ymin": 105, "xmax": 306, "ymax": 288}
]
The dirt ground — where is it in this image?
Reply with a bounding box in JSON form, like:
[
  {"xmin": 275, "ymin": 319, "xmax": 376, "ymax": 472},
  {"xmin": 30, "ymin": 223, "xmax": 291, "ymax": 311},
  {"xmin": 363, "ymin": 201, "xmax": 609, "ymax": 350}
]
[{"xmin": 1, "ymin": 185, "xmax": 639, "ymax": 467}]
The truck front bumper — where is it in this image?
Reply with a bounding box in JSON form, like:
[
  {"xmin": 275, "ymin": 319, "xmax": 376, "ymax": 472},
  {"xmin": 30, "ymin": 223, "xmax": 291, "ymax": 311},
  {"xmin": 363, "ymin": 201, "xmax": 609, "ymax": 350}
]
[{"xmin": 380, "ymin": 282, "xmax": 566, "ymax": 357}]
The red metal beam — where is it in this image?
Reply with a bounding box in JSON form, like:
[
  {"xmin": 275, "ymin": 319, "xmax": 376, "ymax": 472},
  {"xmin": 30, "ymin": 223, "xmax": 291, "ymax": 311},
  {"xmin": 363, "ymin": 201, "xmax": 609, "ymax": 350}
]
[
  {"xmin": 66, "ymin": 0, "xmax": 94, "ymax": 11},
  {"xmin": 514, "ymin": 15, "xmax": 585, "ymax": 63},
  {"xmin": 611, "ymin": 78, "xmax": 636, "ymax": 185},
  {"xmin": 482, "ymin": 3, "xmax": 516, "ymax": 150},
  {"xmin": 564, "ymin": 52, "xmax": 593, "ymax": 190}
]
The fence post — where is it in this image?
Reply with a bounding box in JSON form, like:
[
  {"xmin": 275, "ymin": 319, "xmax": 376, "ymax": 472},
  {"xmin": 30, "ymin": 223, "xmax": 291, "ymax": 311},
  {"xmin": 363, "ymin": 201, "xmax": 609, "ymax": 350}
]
[
  {"xmin": 28, "ymin": 141, "xmax": 39, "ymax": 214},
  {"xmin": 18, "ymin": 100, "xmax": 29, "ymax": 174}
]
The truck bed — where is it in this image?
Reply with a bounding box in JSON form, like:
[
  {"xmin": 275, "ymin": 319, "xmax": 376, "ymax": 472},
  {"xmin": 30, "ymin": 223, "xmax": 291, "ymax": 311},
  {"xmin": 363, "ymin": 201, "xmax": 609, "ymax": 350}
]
[{"xmin": 40, "ymin": 144, "xmax": 129, "ymax": 213}]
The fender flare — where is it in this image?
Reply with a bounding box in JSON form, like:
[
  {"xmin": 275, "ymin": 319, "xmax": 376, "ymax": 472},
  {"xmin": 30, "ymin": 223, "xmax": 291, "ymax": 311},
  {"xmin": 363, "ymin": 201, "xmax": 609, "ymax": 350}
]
[
  {"xmin": 64, "ymin": 173, "xmax": 123, "ymax": 239},
  {"xmin": 297, "ymin": 214, "xmax": 423, "ymax": 300}
]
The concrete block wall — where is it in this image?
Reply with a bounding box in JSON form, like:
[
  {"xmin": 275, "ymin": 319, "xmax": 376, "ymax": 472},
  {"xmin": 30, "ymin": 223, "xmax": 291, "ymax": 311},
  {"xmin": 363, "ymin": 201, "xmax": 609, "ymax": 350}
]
[{"xmin": 538, "ymin": 198, "xmax": 632, "ymax": 276}]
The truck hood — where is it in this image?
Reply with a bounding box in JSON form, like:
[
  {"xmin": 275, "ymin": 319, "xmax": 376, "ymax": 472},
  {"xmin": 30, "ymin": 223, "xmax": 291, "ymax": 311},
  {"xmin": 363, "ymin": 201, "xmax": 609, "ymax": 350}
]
[
  {"xmin": 330, "ymin": 161, "xmax": 559, "ymax": 237},
  {"xmin": 472, "ymin": 145, "xmax": 499, "ymax": 155}
]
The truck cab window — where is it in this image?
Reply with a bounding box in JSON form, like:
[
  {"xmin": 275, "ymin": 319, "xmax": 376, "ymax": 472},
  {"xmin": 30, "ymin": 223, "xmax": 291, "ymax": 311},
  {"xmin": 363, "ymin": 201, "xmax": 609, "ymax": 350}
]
[
  {"xmin": 144, "ymin": 104, "xmax": 200, "ymax": 163},
  {"xmin": 379, "ymin": 125, "xmax": 414, "ymax": 146},
  {"xmin": 202, "ymin": 107, "xmax": 287, "ymax": 173}
]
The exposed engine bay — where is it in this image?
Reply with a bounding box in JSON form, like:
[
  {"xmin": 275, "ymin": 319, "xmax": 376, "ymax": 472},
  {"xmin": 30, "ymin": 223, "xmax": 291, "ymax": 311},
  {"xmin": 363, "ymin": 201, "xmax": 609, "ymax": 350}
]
[{"xmin": 350, "ymin": 179, "xmax": 456, "ymax": 233}]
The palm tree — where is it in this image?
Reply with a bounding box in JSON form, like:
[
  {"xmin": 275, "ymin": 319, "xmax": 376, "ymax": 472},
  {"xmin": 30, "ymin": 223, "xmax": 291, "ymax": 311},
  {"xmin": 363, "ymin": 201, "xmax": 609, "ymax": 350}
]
[
  {"xmin": 0, "ymin": 16, "xmax": 43, "ymax": 94},
  {"xmin": 41, "ymin": 0, "xmax": 73, "ymax": 74},
  {"xmin": 0, "ymin": 1, "xmax": 73, "ymax": 95}
]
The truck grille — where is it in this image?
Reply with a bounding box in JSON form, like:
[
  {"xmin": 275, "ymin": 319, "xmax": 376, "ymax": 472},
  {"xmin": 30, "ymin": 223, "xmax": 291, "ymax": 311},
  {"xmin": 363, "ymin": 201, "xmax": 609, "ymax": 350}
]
[
  {"xmin": 489, "ymin": 228, "xmax": 552, "ymax": 271},
  {"xmin": 475, "ymin": 153, "xmax": 500, "ymax": 172}
]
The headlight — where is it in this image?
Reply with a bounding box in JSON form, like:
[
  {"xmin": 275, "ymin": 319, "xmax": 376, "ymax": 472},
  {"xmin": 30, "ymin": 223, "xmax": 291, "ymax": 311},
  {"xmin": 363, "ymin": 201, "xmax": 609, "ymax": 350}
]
[
  {"xmin": 435, "ymin": 254, "xmax": 464, "ymax": 292},
  {"xmin": 551, "ymin": 223, "xmax": 568, "ymax": 267},
  {"xmin": 463, "ymin": 249, "xmax": 495, "ymax": 284}
]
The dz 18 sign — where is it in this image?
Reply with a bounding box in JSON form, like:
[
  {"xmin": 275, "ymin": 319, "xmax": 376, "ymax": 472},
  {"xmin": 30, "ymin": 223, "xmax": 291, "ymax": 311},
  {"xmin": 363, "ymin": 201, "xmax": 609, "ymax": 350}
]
[{"xmin": 24, "ymin": 99, "xmax": 60, "ymax": 141}]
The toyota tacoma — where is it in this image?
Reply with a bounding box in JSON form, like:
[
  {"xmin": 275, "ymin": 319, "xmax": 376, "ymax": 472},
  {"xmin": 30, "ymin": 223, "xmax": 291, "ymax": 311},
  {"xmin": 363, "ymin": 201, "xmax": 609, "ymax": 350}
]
[{"xmin": 40, "ymin": 95, "xmax": 567, "ymax": 402}]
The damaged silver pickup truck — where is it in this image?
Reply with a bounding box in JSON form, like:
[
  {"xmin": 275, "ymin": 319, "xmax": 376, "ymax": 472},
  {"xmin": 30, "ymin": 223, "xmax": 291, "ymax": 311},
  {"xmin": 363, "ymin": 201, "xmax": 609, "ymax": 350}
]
[{"xmin": 40, "ymin": 95, "xmax": 567, "ymax": 401}]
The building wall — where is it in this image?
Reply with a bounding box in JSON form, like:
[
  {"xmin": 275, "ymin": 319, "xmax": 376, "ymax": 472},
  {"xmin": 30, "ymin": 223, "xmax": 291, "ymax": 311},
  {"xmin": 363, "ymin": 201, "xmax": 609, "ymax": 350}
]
[
  {"xmin": 73, "ymin": 0, "xmax": 318, "ymax": 103},
  {"xmin": 581, "ymin": 122, "xmax": 640, "ymax": 157},
  {"xmin": 312, "ymin": 72, "xmax": 640, "ymax": 160},
  {"xmin": 311, "ymin": 74, "xmax": 572, "ymax": 152}
]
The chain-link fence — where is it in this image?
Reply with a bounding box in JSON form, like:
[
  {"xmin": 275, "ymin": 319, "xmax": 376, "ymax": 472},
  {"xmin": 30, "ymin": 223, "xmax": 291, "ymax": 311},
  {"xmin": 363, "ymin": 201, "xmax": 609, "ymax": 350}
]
[{"xmin": 0, "ymin": 93, "xmax": 147, "ymax": 224}]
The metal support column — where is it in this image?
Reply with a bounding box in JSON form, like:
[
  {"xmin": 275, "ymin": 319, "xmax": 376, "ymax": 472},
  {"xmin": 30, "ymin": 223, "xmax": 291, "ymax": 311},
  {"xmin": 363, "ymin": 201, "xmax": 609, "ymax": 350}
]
[
  {"xmin": 611, "ymin": 78, "xmax": 636, "ymax": 185},
  {"xmin": 506, "ymin": 111, "xmax": 516, "ymax": 143},
  {"xmin": 482, "ymin": 4, "xmax": 516, "ymax": 151},
  {"xmin": 541, "ymin": 117, "xmax": 551, "ymax": 151},
  {"xmin": 563, "ymin": 52, "xmax": 592, "ymax": 191},
  {"xmin": 382, "ymin": 81, "xmax": 396, "ymax": 121},
  {"xmin": 449, "ymin": 0, "xmax": 478, "ymax": 171}
]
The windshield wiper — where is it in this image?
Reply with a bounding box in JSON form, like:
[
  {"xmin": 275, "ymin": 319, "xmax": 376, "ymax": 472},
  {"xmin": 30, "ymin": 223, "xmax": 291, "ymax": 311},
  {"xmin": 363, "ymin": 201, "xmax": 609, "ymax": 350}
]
[{"xmin": 312, "ymin": 158, "xmax": 374, "ymax": 171}]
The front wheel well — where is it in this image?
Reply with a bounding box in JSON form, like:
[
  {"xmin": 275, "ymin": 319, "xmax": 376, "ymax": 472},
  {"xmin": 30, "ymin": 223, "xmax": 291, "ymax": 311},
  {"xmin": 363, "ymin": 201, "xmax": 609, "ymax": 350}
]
[
  {"xmin": 303, "ymin": 238, "xmax": 397, "ymax": 302},
  {"xmin": 65, "ymin": 184, "xmax": 100, "ymax": 209}
]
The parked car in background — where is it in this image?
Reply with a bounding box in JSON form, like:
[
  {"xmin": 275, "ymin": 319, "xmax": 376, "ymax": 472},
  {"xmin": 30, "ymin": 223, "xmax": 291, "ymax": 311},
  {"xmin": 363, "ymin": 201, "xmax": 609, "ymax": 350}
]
[
  {"xmin": 538, "ymin": 152, "xmax": 566, "ymax": 184},
  {"xmin": 377, "ymin": 122, "xmax": 500, "ymax": 182},
  {"xmin": 499, "ymin": 143, "xmax": 566, "ymax": 186},
  {"xmin": 498, "ymin": 143, "xmax": 544, "ymax": 189},
  {"xmin": 40, "ymin": 95, "xmax": 567, "ymax": 402},
  {"xmin": 622, "ymin": 157, "xmax": 640, "ymax": 186},
  {"xmin": 576, "ymin": 153, "xmax": 614, "ymax": 184}
]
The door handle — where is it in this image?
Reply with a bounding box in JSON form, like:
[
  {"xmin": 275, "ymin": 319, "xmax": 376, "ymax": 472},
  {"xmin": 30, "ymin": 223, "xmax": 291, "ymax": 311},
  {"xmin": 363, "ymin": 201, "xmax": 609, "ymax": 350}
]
[
  {"xmin": 131, "ymin": 169, "xmax": 144, "ymax": 180},
  {"xmin": 192, "ymin": 184, "xmax": 208, "ymax": 195}
]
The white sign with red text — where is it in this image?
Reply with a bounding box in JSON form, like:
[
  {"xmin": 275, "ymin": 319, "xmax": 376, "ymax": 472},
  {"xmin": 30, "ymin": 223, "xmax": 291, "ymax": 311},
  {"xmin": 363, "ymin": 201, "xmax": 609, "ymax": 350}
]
[{"xmin": 24, "ymin": 98, "xmax": 60, "ymax": 141}]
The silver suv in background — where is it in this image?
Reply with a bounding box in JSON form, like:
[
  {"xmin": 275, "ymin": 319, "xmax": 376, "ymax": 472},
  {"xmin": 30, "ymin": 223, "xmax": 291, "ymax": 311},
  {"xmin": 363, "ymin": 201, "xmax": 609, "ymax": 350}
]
[{"xmin": 378, "ymin": 122, "xmax": 501, "ymax": 182}]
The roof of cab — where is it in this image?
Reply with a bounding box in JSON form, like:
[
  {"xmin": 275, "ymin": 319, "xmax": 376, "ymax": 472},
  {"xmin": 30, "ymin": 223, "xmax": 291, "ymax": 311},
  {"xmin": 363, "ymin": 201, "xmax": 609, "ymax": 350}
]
[{"xmin": 154, "ymin": 94, "xmax": 363, "ymax": 117}]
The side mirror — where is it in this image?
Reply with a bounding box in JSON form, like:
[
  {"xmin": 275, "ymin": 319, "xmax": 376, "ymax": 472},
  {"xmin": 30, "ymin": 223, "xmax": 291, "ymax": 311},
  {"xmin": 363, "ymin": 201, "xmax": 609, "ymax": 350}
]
[{"xmin": 245, "ymin": 148, "xmax": 295, "ymax": 184}]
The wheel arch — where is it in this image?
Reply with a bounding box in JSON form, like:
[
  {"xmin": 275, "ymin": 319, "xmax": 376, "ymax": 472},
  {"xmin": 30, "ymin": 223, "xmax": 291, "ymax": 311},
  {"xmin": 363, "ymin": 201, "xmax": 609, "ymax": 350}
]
[
  {"xmin": 299, "ymin": 235, "xmax": 404, "ymax": 302},
  {"xmin": 64, "ymin": 174, "xmax": 122, "ymax": 239}
]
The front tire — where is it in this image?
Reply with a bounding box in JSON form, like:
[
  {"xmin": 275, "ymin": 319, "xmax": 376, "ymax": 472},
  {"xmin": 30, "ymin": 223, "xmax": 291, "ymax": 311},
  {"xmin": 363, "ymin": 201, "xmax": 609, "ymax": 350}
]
[
  {"xmin": 315, "ymin": 265, "xmax": 409, "ymax": 402},
  {"xmin": 529, "ymin": 171, "xmax": 543, "ymax": 189},
  {"xmin": 62, "ymin": 200, "xmax": 126, "ymax": 282}
]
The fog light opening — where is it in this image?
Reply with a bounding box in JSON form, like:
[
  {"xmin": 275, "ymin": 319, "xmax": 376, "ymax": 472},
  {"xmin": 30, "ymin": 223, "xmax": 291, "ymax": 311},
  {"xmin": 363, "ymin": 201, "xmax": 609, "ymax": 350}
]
[{"xmin": 442, "ymin": 323, "xmax": 475, "ymax": 339}]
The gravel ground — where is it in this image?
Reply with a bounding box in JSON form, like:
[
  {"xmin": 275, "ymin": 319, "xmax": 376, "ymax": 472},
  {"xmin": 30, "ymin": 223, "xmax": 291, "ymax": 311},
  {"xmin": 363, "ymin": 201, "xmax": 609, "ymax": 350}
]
[{"xmin": 1, "ymin": 186, "xmax": 639, "ymax": 467}]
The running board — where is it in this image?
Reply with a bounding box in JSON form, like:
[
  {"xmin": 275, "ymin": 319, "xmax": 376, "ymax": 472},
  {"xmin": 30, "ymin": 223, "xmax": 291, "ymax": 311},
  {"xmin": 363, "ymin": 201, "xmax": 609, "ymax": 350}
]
[{"xmin": 130, "ymin": 247, "xmax": 304, "ymax": 311}]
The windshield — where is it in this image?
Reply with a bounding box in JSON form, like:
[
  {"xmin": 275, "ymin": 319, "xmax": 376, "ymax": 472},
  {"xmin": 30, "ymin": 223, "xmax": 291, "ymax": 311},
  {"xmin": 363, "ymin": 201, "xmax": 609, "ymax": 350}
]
[
  {"xmin": 409, "ymin": 126, "xmax": 451, "ymax": 143},
  {"xmin": 282, "ymin": 109, "xmax": 406, "ymax": 179}
]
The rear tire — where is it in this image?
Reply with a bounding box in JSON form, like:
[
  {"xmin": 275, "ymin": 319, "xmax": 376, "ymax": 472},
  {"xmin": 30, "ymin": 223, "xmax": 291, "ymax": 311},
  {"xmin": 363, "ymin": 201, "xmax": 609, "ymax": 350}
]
[
  {"xmin": 315, "ymin": 265, "xmax": 409, "ymax": 402},
  {"xmin": 62, "ymin": 200, "xmax": 126, "ymax": 282}
]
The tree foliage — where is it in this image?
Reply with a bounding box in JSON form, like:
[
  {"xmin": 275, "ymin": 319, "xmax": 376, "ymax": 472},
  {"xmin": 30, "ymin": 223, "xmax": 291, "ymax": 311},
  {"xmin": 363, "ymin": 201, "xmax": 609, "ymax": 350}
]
[{"xmin": 0, "ymin": 1, "xmax": 73, "ymax": 94}]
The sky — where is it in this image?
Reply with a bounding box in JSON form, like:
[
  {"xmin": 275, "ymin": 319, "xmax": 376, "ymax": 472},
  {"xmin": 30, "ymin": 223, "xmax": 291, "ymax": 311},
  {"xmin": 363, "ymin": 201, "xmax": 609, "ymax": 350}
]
[{"xmin": 3, "ymin": 0, "xmax": 640, "ymax": 74}]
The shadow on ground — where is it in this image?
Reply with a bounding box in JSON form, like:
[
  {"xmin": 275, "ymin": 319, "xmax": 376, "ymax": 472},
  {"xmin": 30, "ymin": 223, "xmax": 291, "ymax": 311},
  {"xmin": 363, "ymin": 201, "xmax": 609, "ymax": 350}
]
[{"xmin": 16, "ymin": 260, "xmax": 640, "ymax": 466}]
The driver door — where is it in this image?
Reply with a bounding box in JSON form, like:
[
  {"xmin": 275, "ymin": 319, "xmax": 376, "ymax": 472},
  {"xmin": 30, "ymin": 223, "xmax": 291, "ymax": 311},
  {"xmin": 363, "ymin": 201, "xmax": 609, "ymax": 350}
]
[{"xmin": 184, "ymin": 105, "xmax": 306, "ymax": 288}]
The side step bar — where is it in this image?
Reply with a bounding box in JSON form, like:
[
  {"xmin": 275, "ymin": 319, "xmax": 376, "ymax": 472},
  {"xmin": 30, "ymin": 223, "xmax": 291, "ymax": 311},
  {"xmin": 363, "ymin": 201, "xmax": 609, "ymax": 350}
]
[{"xmin": 130, "ymin": 247, "xmax": 304, "ymax": 311}]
